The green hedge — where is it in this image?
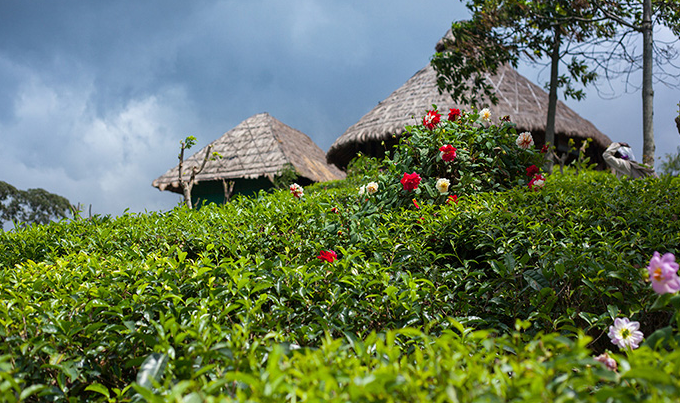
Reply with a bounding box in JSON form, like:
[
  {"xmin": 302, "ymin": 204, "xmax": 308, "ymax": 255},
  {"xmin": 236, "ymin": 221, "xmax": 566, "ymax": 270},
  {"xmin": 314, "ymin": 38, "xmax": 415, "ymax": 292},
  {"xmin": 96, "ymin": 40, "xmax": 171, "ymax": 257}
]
[
  {"xmin": 1, "ymin": 169, "xmax": 679, "ymax": 401},
  {"xmin": 1, "ymin": 107, "xmax": 680, "ymax": 400}
]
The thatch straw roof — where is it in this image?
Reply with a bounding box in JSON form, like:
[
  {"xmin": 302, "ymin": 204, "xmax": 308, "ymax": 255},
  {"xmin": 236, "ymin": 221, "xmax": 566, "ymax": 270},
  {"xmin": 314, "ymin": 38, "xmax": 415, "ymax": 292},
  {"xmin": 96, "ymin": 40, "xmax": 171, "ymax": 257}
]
[
  {"xmin": 153, "ymin": 112, "xmax": 345, "ymax": 193},
  {"xmin": 326, "ymin": 32, "xmax": 612, "ymax": 169}
]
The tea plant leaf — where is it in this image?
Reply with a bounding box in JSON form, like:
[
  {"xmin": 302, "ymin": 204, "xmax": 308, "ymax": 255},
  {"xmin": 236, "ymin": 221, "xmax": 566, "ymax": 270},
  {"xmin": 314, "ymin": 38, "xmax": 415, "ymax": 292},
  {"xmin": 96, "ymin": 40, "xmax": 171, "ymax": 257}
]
[
  {"xmin": 84, "ymin": 383, "xmax": 110, "ymax": 399},
  {"xmin": 136, "ymin": 353, "xmax": 168, "ymax": 389}
]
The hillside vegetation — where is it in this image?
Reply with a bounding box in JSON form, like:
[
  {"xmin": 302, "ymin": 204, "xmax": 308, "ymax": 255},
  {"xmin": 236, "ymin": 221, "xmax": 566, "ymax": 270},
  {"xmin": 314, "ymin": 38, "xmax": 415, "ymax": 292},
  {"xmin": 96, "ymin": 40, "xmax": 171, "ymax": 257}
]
[{"xmin": 1, "ymin": 108, "xmax": 679, "ymax": 402}]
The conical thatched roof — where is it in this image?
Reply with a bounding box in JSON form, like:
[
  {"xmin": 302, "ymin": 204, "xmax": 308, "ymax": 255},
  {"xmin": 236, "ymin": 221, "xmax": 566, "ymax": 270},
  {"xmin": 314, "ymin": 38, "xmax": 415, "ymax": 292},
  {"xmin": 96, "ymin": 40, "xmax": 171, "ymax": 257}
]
[
  {"xmin": 153, "ymin": 112, "xmax": 345, "ymax": 193},
  {"xmin": 326, "ymin": 33, "xmax": 612, "ymax": 169}
]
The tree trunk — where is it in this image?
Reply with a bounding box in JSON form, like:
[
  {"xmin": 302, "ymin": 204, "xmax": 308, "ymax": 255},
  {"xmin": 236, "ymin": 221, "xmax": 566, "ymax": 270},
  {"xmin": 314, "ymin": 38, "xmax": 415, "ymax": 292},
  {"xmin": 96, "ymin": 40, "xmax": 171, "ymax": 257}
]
[
  {"xmin": 182, "ymin": 181, "xmax": 193, "ymax": 209},
  {"xmin": 642, "ymin": 0, "xmax": 655, "ymax": 165},
  {"xmin": 545, "ymin": 25, "xmax": 561, "ymax": 172}
]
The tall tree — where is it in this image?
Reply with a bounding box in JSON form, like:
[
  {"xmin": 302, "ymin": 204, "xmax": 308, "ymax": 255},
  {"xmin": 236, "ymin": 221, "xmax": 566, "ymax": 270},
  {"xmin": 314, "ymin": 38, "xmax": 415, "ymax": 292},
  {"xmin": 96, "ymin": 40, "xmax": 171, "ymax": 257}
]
[
  {"xmin": 0, "ymin": 181, "xmax": 72, "ymax": 227},
  {"xmin": 590, "ymin": 0, "xmax": 680, "ymax": 165},
  {"xmin": 432, "ymin": 0, "xmax": 613, "ymax": 158}
]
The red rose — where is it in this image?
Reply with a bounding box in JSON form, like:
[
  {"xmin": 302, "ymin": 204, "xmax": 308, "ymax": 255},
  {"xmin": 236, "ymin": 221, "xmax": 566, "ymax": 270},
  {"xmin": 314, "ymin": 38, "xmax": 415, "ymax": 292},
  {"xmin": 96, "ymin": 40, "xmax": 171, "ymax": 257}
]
[
  {"xmin": 401, "ymin": 172, "xmax": 421, "ymax": 191},
  {"xmin": 439, "ymin": 144, "xmax": 457, "ymax": 162},
  {"xmin": 447, "ymin": 195, "xmax": 458, "ymax": 204},
  {"xmin": 526, "ymin": 165, "xmax": 540, "ymax": 177},
  {"xmin": 423, "ymin": 110, "xmax": 441, "ymax": 130},
  {"xmin": 317, "ymin": 250, "xmax": 337, "ymax": 263},
  {"xmin": 448, "ymin": 108, "xmax": 461, "ymax": 121}
]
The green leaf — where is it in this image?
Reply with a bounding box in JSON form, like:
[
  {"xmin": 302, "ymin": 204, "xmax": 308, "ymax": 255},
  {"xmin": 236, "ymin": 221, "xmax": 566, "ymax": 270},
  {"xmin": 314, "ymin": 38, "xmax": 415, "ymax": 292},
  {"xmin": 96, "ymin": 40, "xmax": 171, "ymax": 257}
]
[
  {"xmin": 19, "ymin": 384, "xmax": 46, "ymax": 400},
  {"xmin": 650, "ymin": 293, "xmax": 674, "ymax": 311},
  {"xmin": 606, "ymin": 305, "xmax": 619, "ymax": 320},
  {"xmin": 136, "ymin": 353, "xmax": 168, "ymax": 389},
  {"xmin": 642, "ymin": 326, "xmax": 674, "ymax": 350},
  {"xmin": 85, "ymin": 383, "xmax": 110, "ymax": 399},
  {"xmin": 523, "ymin": 269, "xmax": 550, "ymax": 291}
]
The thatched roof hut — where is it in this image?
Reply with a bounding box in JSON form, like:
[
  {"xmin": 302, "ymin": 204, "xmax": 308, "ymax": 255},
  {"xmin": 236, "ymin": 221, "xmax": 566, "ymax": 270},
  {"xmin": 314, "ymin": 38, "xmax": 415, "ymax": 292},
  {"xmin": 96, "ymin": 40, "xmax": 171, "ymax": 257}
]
[
  {"xmin": 153, "ymin": 112, "xmax": 345, "ymax": 204},
  {"xmin": 326, "ymin": 33, "xmax": 612, "ymax": 170}
]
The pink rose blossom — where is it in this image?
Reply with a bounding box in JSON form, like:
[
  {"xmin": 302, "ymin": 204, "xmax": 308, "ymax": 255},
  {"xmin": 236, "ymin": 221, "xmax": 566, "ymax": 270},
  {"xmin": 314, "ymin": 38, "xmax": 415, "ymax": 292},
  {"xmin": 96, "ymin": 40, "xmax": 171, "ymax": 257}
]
[
  {"xmin": 608, "ymin": 318, "xmax": 644, "ymax": 350},
  {"xmin": 594, "ymin": 352, "xmax": 618, "ymax": 371},
  {"xmin": 647, "ymin": 251, "xmax": 680, "ymax": 294}
]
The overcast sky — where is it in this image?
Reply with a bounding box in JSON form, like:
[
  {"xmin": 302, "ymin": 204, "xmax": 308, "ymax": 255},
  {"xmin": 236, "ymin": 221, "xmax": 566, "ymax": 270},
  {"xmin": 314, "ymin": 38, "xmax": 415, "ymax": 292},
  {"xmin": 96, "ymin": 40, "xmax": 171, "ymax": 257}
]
[{"xmin": 1, "ymin": 1, "xmax": 679, "ymax": 220}]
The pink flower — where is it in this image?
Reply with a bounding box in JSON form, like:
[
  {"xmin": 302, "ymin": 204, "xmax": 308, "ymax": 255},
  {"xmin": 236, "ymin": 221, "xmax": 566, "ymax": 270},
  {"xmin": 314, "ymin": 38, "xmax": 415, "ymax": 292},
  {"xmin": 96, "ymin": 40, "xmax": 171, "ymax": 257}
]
[
  {"xmin": 608, "ymin": 318, "xmax": 644, "ymax": 350},
  {"xmin": 647, "ymin": 252, "xmax": 680, "ymax": 294},
  {"xmin": 423, "ymin": 110, "xmax": 441, "ymax": 130},
  {"xmin": 526, "ymin": 165, "xmax": 540, "ymax": 177},
  {"xmin": 289, "ymin": 183, "xmax": 304, "ymax": 198},
  {"xmin": 317, "ymin": 250, "xmax": 337, "ymax": 263},
  {"xmin": 401, "ymin": 172, "xmax": 421, "ymax": 191},
  {"xmin": 594, "ymin": 352, "xmax": 618, "ymax": 371},
  {"xmin": 447, "ymin": 195, "xmax": 458, "ymax": 204},
  {"xmin": 439, "ymin": 144, "xmax": 457, "ymax": 162},
  {"xmin": 448, "ymin": 108, "xmax": 461, "ymax": 121},
  {"xmin": 528, "ymin": 174, "xmax": 545, "ymax": 191}
]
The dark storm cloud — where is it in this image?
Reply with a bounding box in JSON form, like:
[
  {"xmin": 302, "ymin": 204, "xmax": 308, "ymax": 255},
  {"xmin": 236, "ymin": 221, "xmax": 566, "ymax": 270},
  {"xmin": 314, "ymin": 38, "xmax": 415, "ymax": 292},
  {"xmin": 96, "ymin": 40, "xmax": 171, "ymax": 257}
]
[
  {"xmin": 1, "ymin": 0, "xmax": 678, "ymax": 218},
  {"xmin": 0, "ymin": 0, "xmax": 468, "ymax": 215}
]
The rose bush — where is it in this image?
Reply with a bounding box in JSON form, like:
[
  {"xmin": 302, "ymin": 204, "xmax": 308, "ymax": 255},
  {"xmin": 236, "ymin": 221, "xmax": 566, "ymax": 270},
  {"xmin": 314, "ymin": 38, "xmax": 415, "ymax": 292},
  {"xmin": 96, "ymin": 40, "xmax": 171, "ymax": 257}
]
[{"xmin": 355, "ymin": 107, "xmax": 545, "ymax": 210}]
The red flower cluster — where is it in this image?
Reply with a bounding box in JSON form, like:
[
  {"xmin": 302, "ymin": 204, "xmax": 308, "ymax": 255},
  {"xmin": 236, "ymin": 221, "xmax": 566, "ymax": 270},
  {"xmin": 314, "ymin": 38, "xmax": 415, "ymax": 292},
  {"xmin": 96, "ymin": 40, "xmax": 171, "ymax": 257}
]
[
  {"xmin": 448, "ymin": 108, "xmax": 461, "ymax": 121},
  {"xmin": 423, "ymin": 110, "xmax": 441, "ymax": 130},
  {"xmin": 317, "ymin": 250, "xmax": 337, "ymax": 263},
  {"xmin": 401, "ymin": 172, "xmax": 421, "ymax": 191},
  {"xmin": 526, "ymin": 165, "xmax": 540, "ymax": 177},
  {"xmin": 439, "ymin": 144, "xmax": 457, "ymax": 162}
]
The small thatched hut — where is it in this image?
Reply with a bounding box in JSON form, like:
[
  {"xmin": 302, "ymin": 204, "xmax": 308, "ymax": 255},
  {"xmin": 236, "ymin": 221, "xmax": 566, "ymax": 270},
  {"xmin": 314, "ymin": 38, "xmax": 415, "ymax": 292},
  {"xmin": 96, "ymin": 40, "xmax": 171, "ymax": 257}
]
[
  {"xmin": 153, "ymin": 112, "xmax": 345, "ymax": 205},
  {"xmin": 326, "ymin": 32, "xmax": 612, "ymax": 170}
]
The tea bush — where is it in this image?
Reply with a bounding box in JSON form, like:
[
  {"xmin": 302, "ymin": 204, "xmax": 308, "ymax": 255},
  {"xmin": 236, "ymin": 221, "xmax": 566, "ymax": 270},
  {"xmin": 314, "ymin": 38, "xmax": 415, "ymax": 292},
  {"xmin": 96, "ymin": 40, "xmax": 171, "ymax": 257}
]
[{"xmin": 1, "ymin": 109, "xmax": 680, "ymax": 401}]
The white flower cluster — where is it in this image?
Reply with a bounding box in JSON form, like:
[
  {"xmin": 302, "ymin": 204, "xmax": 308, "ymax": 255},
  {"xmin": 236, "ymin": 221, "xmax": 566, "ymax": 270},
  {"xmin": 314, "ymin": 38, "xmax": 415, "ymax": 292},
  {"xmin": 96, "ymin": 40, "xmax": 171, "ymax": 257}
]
[
  {"xmin": 480, "ymin": 108, "xmax": 491, "ymax": 122},
  {"xmin": 289, "ymin": 183, "xmax": 304, "ymax": 198},
  {"xmin": 359, "ymin": 181, "xmax": 379, "ymax": 195},
  {"xmin": 435, "ymin": 178, "xmax": 450, "ymax": 194},
  {"xmin": 516, "ymin": 132, "xmax": 534, "ymax": 150}
]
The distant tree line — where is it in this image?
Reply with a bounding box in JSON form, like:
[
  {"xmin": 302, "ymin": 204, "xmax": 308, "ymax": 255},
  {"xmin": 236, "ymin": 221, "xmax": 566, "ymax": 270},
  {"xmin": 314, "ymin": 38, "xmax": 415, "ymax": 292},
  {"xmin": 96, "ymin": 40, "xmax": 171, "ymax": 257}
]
[{"xmin": 0, "ymin": 181, "xmax": 72, "ymax": 227}]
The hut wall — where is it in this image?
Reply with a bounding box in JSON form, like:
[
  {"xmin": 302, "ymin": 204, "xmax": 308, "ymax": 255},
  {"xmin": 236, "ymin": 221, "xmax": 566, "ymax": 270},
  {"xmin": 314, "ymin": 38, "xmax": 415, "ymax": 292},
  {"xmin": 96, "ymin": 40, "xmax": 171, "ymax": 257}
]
[
  {"xmin": 192, "ymin": 177, "xmax": 274, "ymax": 206},
  {"xmin": 191, "ymin": 175, "xmax": 315, "ymax": 207}
]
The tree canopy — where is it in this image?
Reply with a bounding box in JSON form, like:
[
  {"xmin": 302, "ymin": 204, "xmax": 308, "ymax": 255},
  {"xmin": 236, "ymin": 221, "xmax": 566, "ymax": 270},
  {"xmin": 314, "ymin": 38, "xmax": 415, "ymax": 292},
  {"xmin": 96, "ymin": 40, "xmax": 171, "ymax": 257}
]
[
  {"xmin": 432, "ymin": 0, "xmax": 680, "ymax": 165},
  {"xmin": 432, "ymin": 0, "xmax": 614, "ymax": 155},
  {"xmin": 0, "ymin": 181, "xmax": 72, "ymax": 227}
]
